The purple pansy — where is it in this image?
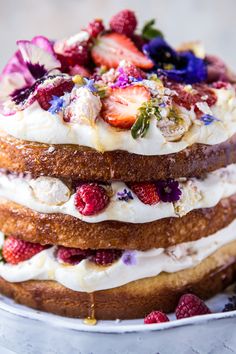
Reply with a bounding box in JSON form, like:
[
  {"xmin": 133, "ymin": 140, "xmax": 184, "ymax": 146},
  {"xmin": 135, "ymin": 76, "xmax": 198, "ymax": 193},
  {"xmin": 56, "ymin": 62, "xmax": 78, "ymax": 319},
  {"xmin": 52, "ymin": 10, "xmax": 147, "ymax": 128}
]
[
  {"xmin": 143, "ymin": 37, "xmax": 207, "ymax": 84},
  {"xmin": 117, "ymin": 189, "xmax": 134, "ymax": 202},
  {"xmin": 200, "ymin": 114, "xmax": 220, "ymax": 126},
  {"xmin": 0, "ymin": 36, "xmax": 60, "ymax": 115},
  {"xmin": 156, "ymin": 179, "xmax": 182, "ymax": 203},
  {"xmin": 122, "ymin": 251, "xmax": 137, "ymax": 266}
]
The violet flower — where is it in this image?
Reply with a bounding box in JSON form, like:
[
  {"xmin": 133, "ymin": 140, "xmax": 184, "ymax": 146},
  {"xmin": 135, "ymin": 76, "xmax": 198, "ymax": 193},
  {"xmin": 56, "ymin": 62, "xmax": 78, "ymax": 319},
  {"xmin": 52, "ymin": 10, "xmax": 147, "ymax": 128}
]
[
  {"xmin": 0, "ymin": 36, "xmax": 60, "ymax": 115},
  {"xmin": 117, "ymin": 189, "xmax": 134, "ymax": 202},
  {"xmin": 112, "ymin": 68, "xmax": 143, "ymax": 88},
  {"xmin": 122, "ymin": 251, "xmax": 137, "ymax": 265},
  {"xmin": 156, "ymin": 179, "xmax": 181, "ymax": 203},
  {"xmin": 143, "ymin": 37, "xmax": 207, "ymax": 84},
  {"xmin": 200, "ymin": 114, "xmax": 220, "ymax": 126},
  {"xmin": 48, "ymin": 96, "xmax": 66, "ymax": 114}
]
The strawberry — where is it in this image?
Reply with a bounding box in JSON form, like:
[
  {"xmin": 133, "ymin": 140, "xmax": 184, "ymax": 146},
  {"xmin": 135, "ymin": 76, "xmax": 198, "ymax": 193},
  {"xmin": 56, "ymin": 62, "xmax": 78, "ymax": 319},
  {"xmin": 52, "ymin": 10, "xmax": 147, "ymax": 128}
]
[
  {"xmin": 2, "ymin": 236, "xmax": 46, "ymax": 265},
  {"xmin": 109, "ymin": 9, "xmax": 137, "ymax": 37},
  {"xmin": 36, "ymin": 76, "xmax": 74, "ymax": 110},
  {"xmin": 91, "ymin": 33, "xmax": 153, "ymax": 69},
  {"xmin": 101, "ymin": 85, "xmax": 150, "ymax": 129},
  {"xmin": 74, "ymin": 183, "xmax": 109, "ymax": 216},
  {"xmin": 129, "ymin": 182, "xmax": 160, "ymax": 205}
]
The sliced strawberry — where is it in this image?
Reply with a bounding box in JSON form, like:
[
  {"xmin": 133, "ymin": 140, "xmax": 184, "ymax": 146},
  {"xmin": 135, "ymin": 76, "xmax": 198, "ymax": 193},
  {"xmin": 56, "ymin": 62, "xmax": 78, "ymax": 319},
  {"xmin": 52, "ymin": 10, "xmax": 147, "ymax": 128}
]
[
  {"xmin": 101, "ymin": 85, "xmax": 150, "ymax": 129},
  {"xmin": 129, "ymin": 182, "xmax": 160, "ymax": 205},
  {"xmin": 91, "ymin": 33, "xmax": 153, "ymax": 69}
]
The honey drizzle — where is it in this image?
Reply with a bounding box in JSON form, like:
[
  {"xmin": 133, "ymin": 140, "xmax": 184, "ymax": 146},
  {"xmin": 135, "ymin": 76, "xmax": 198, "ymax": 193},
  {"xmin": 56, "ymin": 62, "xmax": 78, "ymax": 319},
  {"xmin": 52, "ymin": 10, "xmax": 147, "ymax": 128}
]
[{"xmin": 83, "ymin": 293, "xmax": 97, "ymax": 326}]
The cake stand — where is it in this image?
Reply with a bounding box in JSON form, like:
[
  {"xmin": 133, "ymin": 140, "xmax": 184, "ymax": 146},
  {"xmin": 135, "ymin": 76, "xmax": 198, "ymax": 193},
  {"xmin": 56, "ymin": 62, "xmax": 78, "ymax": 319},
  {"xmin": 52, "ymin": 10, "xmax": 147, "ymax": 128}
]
[{"xmin": 0, "ymin": 286, "xmax": 236, "ymax": 354}]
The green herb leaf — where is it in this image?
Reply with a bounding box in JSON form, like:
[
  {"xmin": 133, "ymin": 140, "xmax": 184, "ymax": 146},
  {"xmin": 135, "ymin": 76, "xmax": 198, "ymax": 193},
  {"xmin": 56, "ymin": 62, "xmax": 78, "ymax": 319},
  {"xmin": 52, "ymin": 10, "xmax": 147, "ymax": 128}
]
[
  {"xmin": 131, "ymin": 99, "xmax": 162, "ymax": 139},
  {"xmin": 142, "ymin": 19, "xmax": 164, "ymax": 41}
]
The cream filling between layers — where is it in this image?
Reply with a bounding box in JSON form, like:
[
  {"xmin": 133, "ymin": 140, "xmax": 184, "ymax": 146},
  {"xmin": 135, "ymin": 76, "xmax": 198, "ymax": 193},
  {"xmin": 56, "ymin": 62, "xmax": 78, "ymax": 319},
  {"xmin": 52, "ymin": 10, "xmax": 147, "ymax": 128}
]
[
  {"xmin": 1, "ymin": 218, "xmax": 236, "ymax": 292},
  {"xmin": 0, "ymin": 88, "xmax": 236, "ymax": 156},
  {"xmin": 0, "ymin": 164, "xmax": 236, "ymax": 223}
]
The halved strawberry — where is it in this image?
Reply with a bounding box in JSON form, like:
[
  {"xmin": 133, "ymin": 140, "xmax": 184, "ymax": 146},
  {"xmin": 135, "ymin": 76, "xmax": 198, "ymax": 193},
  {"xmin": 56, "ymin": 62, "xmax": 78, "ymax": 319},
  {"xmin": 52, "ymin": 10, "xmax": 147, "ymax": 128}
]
[
  {"xmin": 101, "ymin": 85, "xmax": 151, "ymax": 129},
  {"xmin": 91, "ymin": 33, "xmax": 153, "ymax": 69},
  {"xmin": 129, "ymin": 182, "xmax": 160, "ymax": 205}
]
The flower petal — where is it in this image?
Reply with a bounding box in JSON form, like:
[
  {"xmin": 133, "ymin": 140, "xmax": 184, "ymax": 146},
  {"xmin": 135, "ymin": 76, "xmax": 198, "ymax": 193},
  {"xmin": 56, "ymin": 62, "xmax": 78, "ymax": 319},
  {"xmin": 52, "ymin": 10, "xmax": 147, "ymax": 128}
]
[{"xmin": 31, "ymin": 36, "xmax": 54, "ymax": 54}]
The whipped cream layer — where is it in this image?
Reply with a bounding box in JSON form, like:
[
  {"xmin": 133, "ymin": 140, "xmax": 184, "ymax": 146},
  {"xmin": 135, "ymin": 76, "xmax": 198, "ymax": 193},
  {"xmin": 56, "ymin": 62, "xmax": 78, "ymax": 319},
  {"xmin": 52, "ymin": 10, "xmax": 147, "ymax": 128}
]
[
  {"xmin": 0, "ymin": 87, "xmax": 236, "ymax": 156},
  {"xmin": 0, "ymin": 164, "xmax": 236, "ymax": 223},
  {"xmin": 1, "ymin": 218, "xmax": 236, "ymax": 292}
]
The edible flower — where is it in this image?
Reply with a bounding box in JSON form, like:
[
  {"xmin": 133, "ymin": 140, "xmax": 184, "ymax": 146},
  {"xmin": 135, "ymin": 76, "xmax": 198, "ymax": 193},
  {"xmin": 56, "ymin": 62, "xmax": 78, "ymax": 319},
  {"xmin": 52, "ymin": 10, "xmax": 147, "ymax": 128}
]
[
  {"xmin": 156, "ymin": 179, "xmax": 182, "ymax": 202},
  {"xmin": 48, "ymin": 96, "xmax": 66, "ymax": 114},
  {"xmin": 200, "ymin": 114, "xmax": 220, "ymax": 126},
  {"xmin": 122, "ymin": 250, "xmax": 137, "ymax": 265},
  {"xmin": 117, "ymin": 188, "xmax": 134, "ymax": 202},
  {"xmin": 143, "ymin": 37, "xmax": 207, "ymax": 84}
]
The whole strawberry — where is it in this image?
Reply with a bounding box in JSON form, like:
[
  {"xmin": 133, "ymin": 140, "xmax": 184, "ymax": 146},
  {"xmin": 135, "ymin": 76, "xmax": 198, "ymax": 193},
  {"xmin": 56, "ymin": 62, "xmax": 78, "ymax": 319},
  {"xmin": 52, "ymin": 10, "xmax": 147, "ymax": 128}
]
[
  {"xmin": 74, "ymin": 183, "xmax": 109, "ymax": 216},
  {"xmin": 175, "ymin": 294, "xmax": 211, "ymax": 319},
  {"xmin": 57, "ymin": 246, "xmax": 93, "ymax": 265},
  {"xmin": 91, "ymin": 249, "xmax": 122, "ymax": 266},
  {"xmin": 2, "ymin": 236, "xmax": 46, "ymax": 265},
  {"xmin": 144, "ymin": 311, "xmax": 170, "ymax": 324},
  {"xmin": 110, "ymin": 9, "xmax": 137, "ymax": 37},
  {"xmin": 129, "ymin": 182, "xmax": 160, "ymax": 205}
]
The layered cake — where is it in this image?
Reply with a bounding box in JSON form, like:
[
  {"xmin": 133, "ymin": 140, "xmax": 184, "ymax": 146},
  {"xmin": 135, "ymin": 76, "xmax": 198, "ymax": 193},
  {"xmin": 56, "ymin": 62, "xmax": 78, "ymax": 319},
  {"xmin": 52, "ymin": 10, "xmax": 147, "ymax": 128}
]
[{"xmin": 0, "ymin": 9, "xmax": 236, "ymax": 320}]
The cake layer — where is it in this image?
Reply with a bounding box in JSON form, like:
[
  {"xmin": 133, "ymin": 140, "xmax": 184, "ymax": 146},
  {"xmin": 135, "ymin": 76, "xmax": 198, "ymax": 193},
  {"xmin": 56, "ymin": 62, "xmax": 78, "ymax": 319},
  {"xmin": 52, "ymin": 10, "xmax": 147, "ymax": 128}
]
[
  {"xmin": 0, "ymin": 242, "xmax": 235, "ymax": 319},
  {"xmin": 0, "ymin": 164, "xmax": 236, "ymax": 224},
  {"xmin": 1, "ymin": 133, "xmax": 236, "ymax": 181},
  {"xmin": 0, "ymin": 195, "xmax": 236, "ymax": 249}
]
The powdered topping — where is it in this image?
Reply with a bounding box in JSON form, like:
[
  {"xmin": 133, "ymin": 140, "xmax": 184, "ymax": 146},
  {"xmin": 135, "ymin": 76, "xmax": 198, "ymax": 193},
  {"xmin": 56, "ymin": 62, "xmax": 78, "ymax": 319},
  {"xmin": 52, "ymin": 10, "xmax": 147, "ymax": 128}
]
[{"xmin": 0, "ymin": 9, "xmax": 235, "ymax": 155}]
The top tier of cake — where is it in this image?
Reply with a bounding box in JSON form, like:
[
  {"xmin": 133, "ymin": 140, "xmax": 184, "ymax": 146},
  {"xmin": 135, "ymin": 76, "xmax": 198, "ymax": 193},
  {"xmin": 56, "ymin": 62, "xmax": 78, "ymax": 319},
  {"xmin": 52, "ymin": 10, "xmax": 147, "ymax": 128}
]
[{"xmin": 0, "ymin": 11, "xmax": 235, "ymax": 181}]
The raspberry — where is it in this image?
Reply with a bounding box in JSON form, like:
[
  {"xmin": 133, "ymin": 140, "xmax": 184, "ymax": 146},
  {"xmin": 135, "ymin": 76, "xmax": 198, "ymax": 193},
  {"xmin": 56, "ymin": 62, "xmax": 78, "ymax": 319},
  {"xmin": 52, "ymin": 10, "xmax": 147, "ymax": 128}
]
[
  {"xmin": 109, "ymin": 10, "xmax": 137, "ymax": 37},
  {"xmin": 129, "ymin": 182, "xmax": 160, "ymax": 205},
  {"xmin": 2, "ymin": 236, "xmax": 46, "ymax": 265},
  {"xmin": 55, "ymin": 41, "xmax": 89, "ymax": 69},
  {"xmin": 91, "ymin": 249, "xmax": 122, "ymax": 266},
  {"xmin": 87, "ymin": 19, "xmax": 105, "ymax": 38},
  {"xmin": 144, "ymin": 311, "xmax": 170, "ymax": 324},
  {"xmin": 74, "ymin": 183, "xmax": 109, "ymax": 216},
  {"xmin": 175, "ymin": 294, "xmax": 211, "ymax": 319},
  {"xmin": 212, "ymin": 81, "xmax": 229, "ymax": 89},
  {"xmin": 167, "ymin": 82, "xmax": 217, "ymax": 113},
  {"xmin": 36, "ymin": 76, "xmax": 74, "ymax": 110},
  {"xmin": 57, "ymin": 246, "xmax": 93, "ymax": 265}
]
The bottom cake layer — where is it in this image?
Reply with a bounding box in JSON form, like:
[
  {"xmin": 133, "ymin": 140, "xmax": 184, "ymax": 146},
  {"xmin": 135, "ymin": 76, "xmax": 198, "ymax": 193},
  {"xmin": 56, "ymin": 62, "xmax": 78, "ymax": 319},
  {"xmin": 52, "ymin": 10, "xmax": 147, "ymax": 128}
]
[{"xmin": 0, "ymin": 242, "xmax": 236, "ymax": 320}]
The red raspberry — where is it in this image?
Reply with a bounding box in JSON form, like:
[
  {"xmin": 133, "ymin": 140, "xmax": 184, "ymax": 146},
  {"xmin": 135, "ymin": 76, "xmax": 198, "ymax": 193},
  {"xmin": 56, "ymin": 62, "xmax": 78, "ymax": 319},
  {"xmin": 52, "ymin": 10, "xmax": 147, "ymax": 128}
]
[
  {"xmin": 2, "ymin": 236, "xmax": 46, "ymax": 265},
  {"xmin": 87, "ymin": 19, "xmax": 105, "ymax": 38},
  {"xmin": 57, "ymin": 246, "xmax": 93, "ymax": 265},
  {"xmin": 167, "ymin": 82, "xmax": 217, "ymax": 114},
  {"xmin": 120, "ymin": 62, "xmax": 146, "ymax": 79},
  {"xmin": 144, "ymin": 311, "xmax": 170, "ymax": 324},
  {"xmin": 36, "ymin": 76, "xmax": 74, "ymax": 110},
  {"xmin": 55, "ymin": 41, "xmax": 89, "ymax": 68},
  {"xmin": 91, "ymin": 249, "xmax": 122, "ymax": 266},
  {"xmin": 212, "ymin": 81, "xmax": 229, "ymax": 89},
  {"xmin": 129, "ymin": 182, "xmax": 160, "ymax": 205},
  {"xmin": 74, "ymin": 183, "xmax": 109, "ymax": 216},
  {"xmin": 175, "ymin": 294, "xmax": 211, "ymax": 319},
  {"xmin": 109, "ymin": 9, "xmax": 137, "ymax": 37}
]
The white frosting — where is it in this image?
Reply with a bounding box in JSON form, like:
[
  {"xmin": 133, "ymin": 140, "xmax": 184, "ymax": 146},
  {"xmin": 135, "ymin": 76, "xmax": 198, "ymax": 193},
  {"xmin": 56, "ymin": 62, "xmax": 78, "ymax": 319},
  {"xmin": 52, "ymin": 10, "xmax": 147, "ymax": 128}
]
[
  {"xmin": 0, "ymin": 164, "xmax": 236, "ymax": 223},
  {"xmin": 0, "ymin": 218, "xmax": 236, "ymax": 292},
  {"xmin": 0, "ymin": 88, "xmax": 235, "ymax": 155}
]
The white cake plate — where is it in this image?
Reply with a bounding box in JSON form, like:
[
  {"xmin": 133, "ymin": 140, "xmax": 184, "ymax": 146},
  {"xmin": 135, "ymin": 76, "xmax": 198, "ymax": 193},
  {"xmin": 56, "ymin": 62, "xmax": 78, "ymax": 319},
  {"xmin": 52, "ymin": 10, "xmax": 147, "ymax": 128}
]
[{"xmin": 0, "ymin": 285, "xmax": 236, "ymax": 354}]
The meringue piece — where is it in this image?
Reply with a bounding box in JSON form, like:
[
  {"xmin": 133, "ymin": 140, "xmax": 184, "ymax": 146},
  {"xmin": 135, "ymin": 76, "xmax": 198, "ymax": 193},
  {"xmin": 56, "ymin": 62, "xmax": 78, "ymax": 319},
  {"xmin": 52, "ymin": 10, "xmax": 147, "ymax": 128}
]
[
  {"xmin": 29, "ymin": 177, "xmax": 70, "ymax": 206},
  {"xmin": 64, "ymin": 87, "xmax": 101, "ymax": 124}
]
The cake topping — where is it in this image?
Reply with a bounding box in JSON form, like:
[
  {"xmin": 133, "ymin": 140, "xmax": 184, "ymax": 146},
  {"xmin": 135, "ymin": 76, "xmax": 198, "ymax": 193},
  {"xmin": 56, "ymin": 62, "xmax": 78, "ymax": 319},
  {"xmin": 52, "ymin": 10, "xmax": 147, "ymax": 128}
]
[
  {"xmin": 117, "ymin": 188, "xmax": 133, "ymax": 202},
  {"xmin": 2, "ymin": 236, "xmax": 46, "ymax": 265},
  {"xmin": 129, "ymin": 182, "xmax": 160, "ymax": 205},
  {"xmin": 91, "ymin": 249, "xmax": 122, "ymax": 266},
  {"xmin": 156, "ymin": 179, "xmax": 182, "ymax": 202},
  {"xmin": 109, "ymin": 9, "xmax": 137, "ymax": 37},
  {"xmin": 121, "ymin": 250, "xmax": 137, "ymax": 265},
  {"xmin": 57, "ymin": 246, "xmax": 93, "ymax": 265}
]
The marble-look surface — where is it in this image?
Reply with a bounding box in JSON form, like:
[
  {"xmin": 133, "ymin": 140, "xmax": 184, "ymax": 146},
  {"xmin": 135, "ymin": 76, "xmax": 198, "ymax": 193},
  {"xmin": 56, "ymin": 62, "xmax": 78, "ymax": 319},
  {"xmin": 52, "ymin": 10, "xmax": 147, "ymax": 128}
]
[
  {"xmin": 0, "ymin": 285, "xmax": 236, "ymax": 354},
  {"xmin": 0, "ymin": 0, "xmax": 235, "ymax": 70}
]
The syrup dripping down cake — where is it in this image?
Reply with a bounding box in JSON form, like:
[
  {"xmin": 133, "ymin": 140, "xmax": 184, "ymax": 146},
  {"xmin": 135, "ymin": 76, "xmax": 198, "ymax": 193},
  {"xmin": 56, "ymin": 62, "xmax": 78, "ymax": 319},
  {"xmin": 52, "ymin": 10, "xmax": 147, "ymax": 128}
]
[{"xmin": 0, "ymin": 10, "xmax": 236, "ymax": 320}]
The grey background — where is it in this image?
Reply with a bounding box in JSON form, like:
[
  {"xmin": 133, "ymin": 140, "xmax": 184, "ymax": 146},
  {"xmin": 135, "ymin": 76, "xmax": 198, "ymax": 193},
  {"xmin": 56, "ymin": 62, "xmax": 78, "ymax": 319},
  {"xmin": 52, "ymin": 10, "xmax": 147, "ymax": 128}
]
[{"xmin": 0, "ymin": 0, "xmax": 235, "ymax": 70}]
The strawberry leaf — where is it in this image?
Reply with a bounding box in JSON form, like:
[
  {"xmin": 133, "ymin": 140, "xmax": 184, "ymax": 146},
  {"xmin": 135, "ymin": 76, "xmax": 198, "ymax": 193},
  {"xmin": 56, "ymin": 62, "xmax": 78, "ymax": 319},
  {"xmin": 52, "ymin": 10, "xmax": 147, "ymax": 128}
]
[{"xmin": 142, "ymin": 19, "xmax": 164, "ymax": 41}]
